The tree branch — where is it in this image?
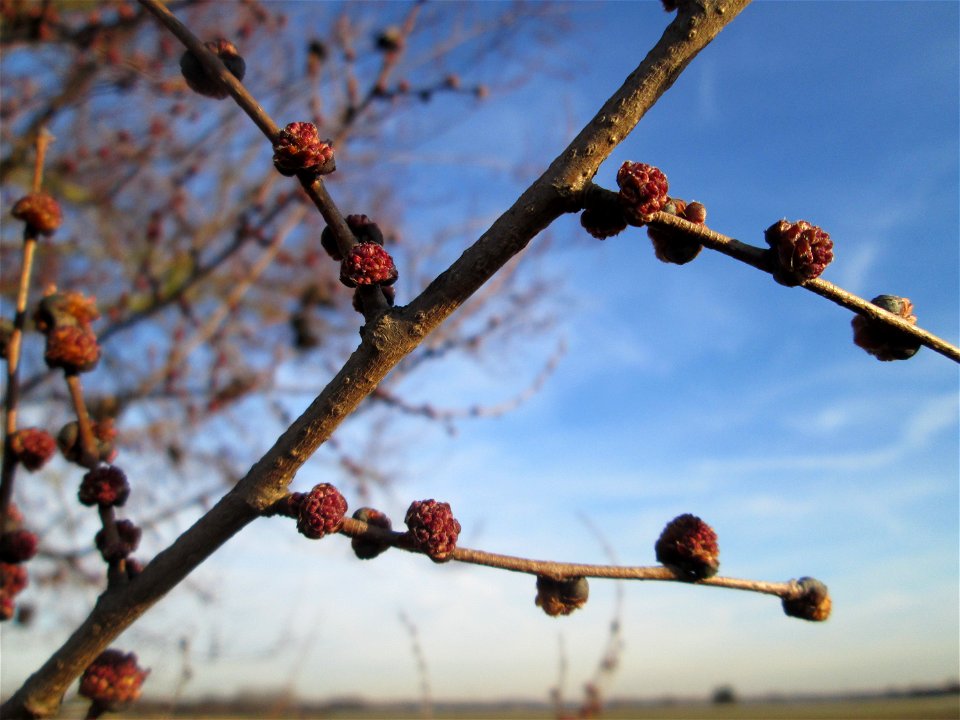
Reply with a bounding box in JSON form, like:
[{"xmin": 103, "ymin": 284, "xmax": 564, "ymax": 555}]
[
  {"xmin": 2, "ymin": 2, "xmax": 750, "ymax": 716},
  {"xmin": 644, "ymin": 210, "xmax": 960, "ymax": 363}
]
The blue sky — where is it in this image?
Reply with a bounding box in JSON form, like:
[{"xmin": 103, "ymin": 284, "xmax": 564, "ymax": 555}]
[{"xmin": 3, "ymin": 0, "xmax": 958, "ymax": 706}]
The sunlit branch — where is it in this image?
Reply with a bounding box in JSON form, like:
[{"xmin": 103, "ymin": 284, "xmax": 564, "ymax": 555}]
[
  {"xmin": 0, "ymin": 128, "xmax": 53, "ymax": 530},
  {"xmin": 640, "ymin": 208, "xmax": 960, "ymax": 364},
  {"xmin": 338, "ymin": 517, "xmax": 811, "ymax": 603}
]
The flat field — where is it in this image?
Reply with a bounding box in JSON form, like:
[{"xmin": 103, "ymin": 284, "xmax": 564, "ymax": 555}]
[
  {"xmin": 51, "ymin": 693, "xmax": 960, "ymax": 719},
  {"xmin": 323, "ymin": 695, "xmax": 959, "ymax": 720}
]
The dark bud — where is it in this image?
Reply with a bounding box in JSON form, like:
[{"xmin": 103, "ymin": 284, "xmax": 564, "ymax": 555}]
[
  {"xmin": 535, "ymin": 576, "xmax": 589, "ymax": 617},
  {"xmin": 851, "ymin": 295, "xmax": 921, "ymax": 361},
  {"xmin": 351, "ymin": 507, "xmax": 393, "ymax": 560},
  {"xmin": 782, "ymin": 577, "xmax": 832, "ymax": 621},
  {"xmin": 180, "ymin": 38, "xmax": 246, "ymax": 100}
]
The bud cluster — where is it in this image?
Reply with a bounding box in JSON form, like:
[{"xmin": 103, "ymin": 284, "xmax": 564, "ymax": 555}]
[
  {"xmin": 617, "ymin": 162, "xmax": 669, "ymax": 225},
  {"xmin": 764, "ymin": 219, "xmax": 834, "ymax": 286},
  {"xmin": 655, "ymin": 513, "xmax": 720, "ymax": 581},
  {"xmin": 404, "ymin": 499, "xmax": 461, "ymax": 562},
  {"xmin": 272, "ymin": 122, "xmax": 335, "ymax": 178},
  {"xmin": 11, "ymin": 193, "xmax": 62, "ymax": 236},
  {"xmin": 340, "ymin": 242, "xmax": 398, "ymax": 288},
  {"xmin": 95, "ymin": 519, "xmax": 142, "ymax": 562},
  {"xmin": 34, "ymin": 288, "xmax": 102, "ymax": 374},
  {"xmin": 9, "ymin": 427, "xmax": 57, "ymax": 472},
  {"xmin": 296, "ymin": 483, "xmax": 348, "ymax": 539},
  {"xmin": 78, "ymin": 465, "xmax": 130, "ymax": 508},
  {"xmin": 79, "ymin": 649, "xmax": 150, "ymax": 711}
]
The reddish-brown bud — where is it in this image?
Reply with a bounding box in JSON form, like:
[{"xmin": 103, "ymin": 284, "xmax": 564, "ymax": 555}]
[
  {"xmin": 351, "ymin": 507, "xmax": 393, "ymax": 560},
  {"xmin": 647, "ymin": 197, "xmax": 705, "ymax": 265},
  {"xmin": 535, "ymin": 576, "xmax": 589, "ymax": 617},
  {"xmin": 580, "ymin": 191, "xmax": 628, "ymax": 240},
  {"xmin": 180, "ymin": 38, "xmax": 246, "ymax": 99},
  {"xmin": 34, "ymin": 290, "xmax": 100, "ymax": 333},
  {"xmin": 296, "ymin": 483, "xmax": 347, "ymax": 539},
  {"xmin": 340, "ymin": 242, "xmax": 398, "ymax": 288},
  {"xmin": 95, "ymin": 519, "xmax": 141, "ymax": 562},
  {"xmin": 44, "ymin": 325, "xmax": 100, "ymax": 373},
  {"xmin": 404, "ymin": 499, "xmax": 461, "ymax": 562},
  {"xmin": 321, "ymin": 214, "xmax": 384, "ymax": 261},
  {"xmin": 764, "ymin": 219, "xmax": 834, "ymax": 286},
  {"xmin": 78, "ymin": 465, "xmax": 130, "ymax": 507},
  {"xmin": 79, "ymin": 649, "xmax": 150, "ymax": 709},
  {"xmin": 11, "ymin": 193, "xmax": 62, "ymax": 235},
  {"xmin": 9, "ymin": 427, "xmax": 57, "ymax": 471},
  {"xmin": 0, "ymin": 530, "xmax": 38, "ymax": 564},
  {"xmin": 655, "ymin": 513, "xmax": 719, "ymax": 581},
  {"xmin": 782, "ymin": 577, "xmax": 832, "ymax": 621},
  {"xmin": 272, "ymin": 122, "xmax": 335, "ymax": 177},
  {"xmin": 617, "ymin": 162, "xmax": 669, "ymax": 226},
  {"xmin": 683, "ymin": 201, "xmax": 707, "ymax": 225},
  {"xmin": 851, "ymin": 295, "xmax": 921, "ymax": 361},
  {"xmin": 57, "ymin": 419, "xmax": 117, "ymax": 465}
]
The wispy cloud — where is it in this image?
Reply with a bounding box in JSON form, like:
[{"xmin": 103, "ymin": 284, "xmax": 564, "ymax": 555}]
[
  {"xmin": 695, "ymin": 392, "xmax": 957, "ymax": 475},
  {"xmin": 696, "ymin": 59, "xmax": 718, "ymax": 125}
]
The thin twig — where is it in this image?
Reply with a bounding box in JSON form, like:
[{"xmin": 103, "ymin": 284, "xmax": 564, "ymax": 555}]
[
  {"xmin": 138, "ymin": 0, "xmax": 385, "ymax": 321},
  {"xmin": 136, "ymin": 0, "xmax": 277, "ymax": 138},
  {"xmin": 64, "ymin": 373, "xmax": 98, "ymax": 469},
  {"xmin": 643, "ymin": 210, "xmax": 960, "ymax": 363},
  {"xmin": 338, "ymin": 517, "xmax": 806, "ymax": 601},
  {"xmin": 0, "ymin": 129, "xmax": 53, "ymax": 525}
]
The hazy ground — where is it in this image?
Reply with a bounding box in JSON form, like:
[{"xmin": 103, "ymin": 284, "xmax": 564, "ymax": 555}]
[{"xmin": 49, "ymin": 693, "xmax": 960, "ymax": 719}]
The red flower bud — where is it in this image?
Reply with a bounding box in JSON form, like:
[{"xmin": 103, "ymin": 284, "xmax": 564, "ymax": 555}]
[
  {"xmin": 617, "ymin": 162, "xmax": 669, "ymax": 226},
  {"xmin": 404, "ymin": 499, "xmax": 461, "ymax": 562},
  {"xmin": 79, "ymin": 649, "xmax": 150, "ymax": 709},
  {"xmin": 764, "ymin": 219, "xmax": 834, "ymax": 286},
  {"xmin": 296, "ymin": 484, "xmax": 347, "ymax": 539},
  {"xmin": 655, "ymin": 513, "xmax": 719, "ymax": 581},
  {"xmin": 11, "ymin": 193, "xmax": 62, "ymax": 235}
]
